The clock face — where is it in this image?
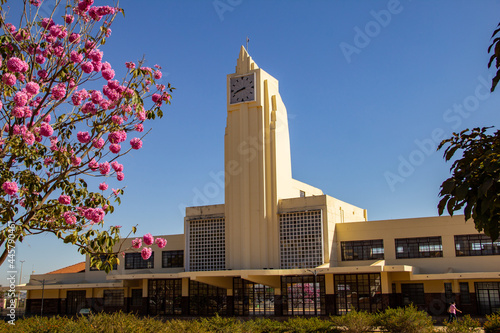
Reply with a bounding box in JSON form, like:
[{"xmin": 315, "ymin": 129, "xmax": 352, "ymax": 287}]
[{"xmin": 230, "ymin": 74, "xmax": 255, "ymax": 104}]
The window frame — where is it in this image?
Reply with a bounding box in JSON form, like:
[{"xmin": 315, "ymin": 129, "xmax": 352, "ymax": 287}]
[
  {"xmin": 395, "ymin": 237, "xmax": 443, "ymax": 259},
  {"xmin": 341, "ymin": 239, "xmax": 384, "ymax": 261},
  {"xmin": 125, "ymin": 252, "xmax": 154, "ymax": 270}
]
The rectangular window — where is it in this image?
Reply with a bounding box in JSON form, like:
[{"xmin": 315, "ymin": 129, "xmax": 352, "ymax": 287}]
[
  {"xmin": 103, "ymin": 289, "xmax": 124, "ymax": 307},
  {"xmin": 131, "ymin": 289, "xmax": 142, "ymax": 307},
  {"xmin": 401, "ymin": 283, "xmax": 425, "ymax": 305},
  {"xmin": 162, "ymin": 250, "xmax": 184, "ymax": 268},
  {"xmin": 455, "ymin": 234, "xmax": 500, "ymax": 256},
  {"xmin": 460, "ymin": 282, "xmax": 471, "ymax": 304},
  {"xmin": 444, "ymin": 282, "xmax": 453, "ymax": 300},
  {"xmin": 395, "ymin": 237, "xmax": 442, "ymax": 259},
  {"xmin": 188, "ymin": 217, "xmax": 225, "ymax": 272},
  {"xmin": 341, "ymin": 239, "xmax": 384, "ymax": 261},
  {"xmin": 125, "ymin": 252, "xmax": 154, "ymax": 269}
]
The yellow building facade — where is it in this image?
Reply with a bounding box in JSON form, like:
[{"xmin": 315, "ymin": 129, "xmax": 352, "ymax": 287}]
[{"xmin": 23, "ymin": 47, "xmax": 500, "ymax": 317}]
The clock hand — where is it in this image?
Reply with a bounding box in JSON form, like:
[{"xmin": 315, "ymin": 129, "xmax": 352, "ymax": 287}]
[{"xmin": 234, "ymin": 87, "xmax": 246, "ymax": 94}]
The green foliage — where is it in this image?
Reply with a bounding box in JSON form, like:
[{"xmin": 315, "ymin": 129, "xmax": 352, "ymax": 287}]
[
  {"xmin": 484, "ymin": 312, "xmax": 500, "ymax": 333},
  {"xmin": 437, "ymin": 127, "xmax": 500, "ymax": 241},
  {"xmin": 488, "ymin": 22, "xmax": 500, "ymax": 92},
  {"xmin": 280, "ymin": 316, "xmax": 336, "ymax": 333},
  {"xmin": 199, "ymin": 314, "xmax": 242, "ymax": 333},
  {"xmin": 375, "ymin": 304, "xmax": 435, "ymax": 333},
  {"xmin": 330, "ymin": 308, "xmax": 375, "ymax": 333},
  {"xmin": 444, "ymin": 315, "xmax": 481, "ymax": 333}
]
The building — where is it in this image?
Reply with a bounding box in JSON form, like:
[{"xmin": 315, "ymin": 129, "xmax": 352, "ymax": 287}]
[{"xmin": 22, "ymin": 47, "xmax": 500, "ymax": 317}]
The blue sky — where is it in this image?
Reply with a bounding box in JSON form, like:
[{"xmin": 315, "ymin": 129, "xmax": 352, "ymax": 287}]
[{"xmin": 3, "ymin": 0, "xmax": 500, "ymax": 281}]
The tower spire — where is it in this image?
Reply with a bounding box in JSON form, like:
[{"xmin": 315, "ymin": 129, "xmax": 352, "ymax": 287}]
[{"xmin": 235, "ymin": 45, "xmax": 258, "ymax": 74}]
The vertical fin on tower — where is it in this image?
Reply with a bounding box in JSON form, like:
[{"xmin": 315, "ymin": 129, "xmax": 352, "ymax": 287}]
[{"xmin": 236, "ymin": 45, "xmax": 259, "ymax": 74}]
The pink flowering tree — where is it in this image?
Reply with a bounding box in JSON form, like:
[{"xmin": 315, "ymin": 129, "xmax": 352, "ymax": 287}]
[{"xmin": 0, "ymin": 0, "xmax": 173, "ymax": 272}]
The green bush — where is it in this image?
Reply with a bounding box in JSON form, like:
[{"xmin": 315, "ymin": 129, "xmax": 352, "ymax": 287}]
[
  {"xmin": 330, "ymin": 309, "xmax": 375, "ymax": 333},
  {"xmin": 375, "ymin": 304, "xmax": 435, "ymax": 333},
  {"xmin": 240, "ymin": 317, "xmax": 282, "ymax": 333},
  {"xmin": 280, "ymin": 316, "xmax": 336, "ymax": 333},
  {"xmin": 483, "ymin": 312, "xmax": 500, "ymax": 333},
  {"xmin": 444, "ymin": 314, "xmax": 481, "ymax": 333},
  {"xmin": 199, "ymin": 314, "xmax": 243, "ymax": 333}
]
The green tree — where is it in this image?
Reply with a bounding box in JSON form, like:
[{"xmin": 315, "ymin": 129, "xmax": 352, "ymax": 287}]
[
  {"xmin": 438, "ymin": 22, "xmax": 500, "ymax": 241},
  {"xmin": 0, "ymin": 0, "xmax": 173, "ymax": 272}
]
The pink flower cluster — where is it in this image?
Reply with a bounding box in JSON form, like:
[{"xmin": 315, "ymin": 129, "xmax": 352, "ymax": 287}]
[
  {"xmin": 2, "ymin": 182, "xmax": 18, "ymax": 195},
  {"xmin": 80, "ymin": 207, "xmax": 105, "ymax": 224}
]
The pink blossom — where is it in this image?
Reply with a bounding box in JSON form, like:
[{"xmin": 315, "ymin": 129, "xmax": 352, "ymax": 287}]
[
  {"xmin": 26, "ymin": 81, "xmax": 40, "ymax": 95},
  {"xmin": 81, "ymin": 101, "xmax": 96, "ymax": 114},
  {"xmin": 51, "ymin": 83, "xmax": 66, "ymax": 100},
  {"xmin": 70, "ymin": 51, "xmax": 83, "ymax": 63},
  {"xmin": 116, "ymin": 172, "xmax": 124, "ymax": 181},
  {"xmin": 7, "ymin": 57, "xmax": 28, "ymax": 73},
  {"xmin": 130, "ymin": 138, "xmax": 143, "ymax": 150},
  {"xmin": 84, "ymin": 207, "xmax": 105, "ymax": 223},
  {"xmin": 81, "ymin": 62, "xmax": 93, "ymax": 73},
  {"xmin": 42, "ymin": 113, "xmax": 51, "ymax": 123},
  {"xmin": 112, "ymin": 188, "xmax": 120, "ymax": 196},
  {"xmin": 111, "ymin": 115, "xmax": 123, "ymax": 125},
  {"xmin": 14, "ymin": 91, "xmax": 28, "ymax": 107},
  {"xmin": 77, "ymin": 131, "xmax": 91, "ymax": 143},
  {"xmin": 71, "ymin": 156, "xmax": 81, "ymax": 166},
  {"xmin": 58, "ymin": 195, "xmax": 71, "ymax": 205},
  {"xmin": 141, "ymin": 247, "xmax": 152, "ymax": 260},
  {"xmin": 125, "ymin": 62, "xmax": 135, "ymax": 69},
  {"xmin": 44, "ymin": 157, "xmax": 54, "ymax": 166},
  {"xmin": 135, "ymin": 124, "xmax": 144, "ymax": 132},
  {"xmin": 111, "ymin": 161, "xmax": 123, "ymax": 172},
  {"xmin": 152, "ymin": 93, "xmax": 161, "ymax": 104},
  {"xmin": 39, "ymin": 123, "xmax": 54, "ymax": 137},
  {"xmin": 101, "ymin": 68, "xmax": 115, "ymax": 81},
  {"xmin": 92, "ymin": 61, "xmax": 102, "ymax": 72},
  {"xmin": 99, "ymin": 161, "xmax": 110, "ymax": 175},
  {"xmin": 91, "ymin": 90, "xmax": 103, "ymax": 104},
  {"xmin": 2, "ymin": 73, "xmax": 16, "ymax": 86},
  {"xmin": 89, "ymin": 49, "xmax": 103, "ymax": 62},
  {"xmin": 136, "ymin": 111, "xmax": 146, "ymax": 121},
  {"xmin": 92, "ymin": 137, "xmax": 105, "ymax": 148},
  {"xmin": 2, "ymin": 181, "xmax": 18, "ymax": 195},
  {"xmin": 109, "ymin": 144, "xmax": 121, "ymax": 154},
  {"xmin": 64, "ymin": 15, "xmax": 74, "ymax": 24},
  {"xmin": 154, "ymin": 70, "xmax": 162, "ymax": 80},
  {"xmin": 143, "ymin": 233, "xmax": 154, "ymax": 246},
  {"xmin": 12, "ymin": 107, "xmax": 25, "ymax": 118},
  {"xmin": 35, "ymin": 55, "xmax": 45, "ymax": 64},
  {"xmin": 38, "ymin": 69, "xmax": 48, "ymax": 79},
  {"xmin": 108, "ymin": 130, "xmax": 127, "ymax": 144},
  {"xmin": 155, "ymin": 238, "xmax": 167, "ymax": 249},
  {"xmin": 62, "ymin": 211, "xmax": 76, "ymax": 225},
  {"xmin": 88, "ymin": 158, "xmax": 99, "ymax": 170},
  {"xmin": 23, "ymin": 131, "xmax": 35, "ymax": 145},
  {"xmin": 132, "ymin": 238, "xmax": 142, "ymax": 249},
  {"xmin": 98, "ymin": 182, "xmax": 108, "ymax": 191},
  {"xmin": 69, "ymin": 33, "xmax": 80, "ymax": 44}
]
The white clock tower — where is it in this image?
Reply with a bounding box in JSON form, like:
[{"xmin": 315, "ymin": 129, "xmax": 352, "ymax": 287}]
[{"xmin": 225, "ymin": 46, "xmax": 297, "ymax": 269}]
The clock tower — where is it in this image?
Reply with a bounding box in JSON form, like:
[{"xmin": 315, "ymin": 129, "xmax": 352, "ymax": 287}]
[{"xmin": 225, "ymin": 46, "xmax": 296, "ymax": 269}]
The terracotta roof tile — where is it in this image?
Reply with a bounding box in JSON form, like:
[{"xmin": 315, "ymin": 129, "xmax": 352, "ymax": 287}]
[{"xmin": 46, "ymin": 262, "xmax": 85, "ymax": 274}]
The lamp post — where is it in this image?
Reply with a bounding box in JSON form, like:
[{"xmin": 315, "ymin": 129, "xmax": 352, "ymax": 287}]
[
  {"xmin": 31, "ymin": 278, "xmax": 46, "ymax": 316},
  {"xmin": 19, "ymin": 260, "xmax": 25, "ymax": 285}
]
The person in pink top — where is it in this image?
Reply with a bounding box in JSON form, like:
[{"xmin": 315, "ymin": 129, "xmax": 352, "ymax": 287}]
[{"xmin": 448, "ymin": 301, "xmax": 462, "ymax": 322}]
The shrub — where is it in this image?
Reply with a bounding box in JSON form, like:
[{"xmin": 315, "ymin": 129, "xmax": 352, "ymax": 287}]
[
  {"xmin": 444, "ymin": 314, "xmax": 481, "ymax": 333},
  {"xmin": 330, "ymin": 309, "xmax": 376, "ymax": 333},
  {"xmin": 199, "ymin": 314, "xmax": 243, "ymax": 333},
  {"xmin": 280, "ymin": 317, "xmax": 336, "ymax": 333},
  {"xmin": 240, "ymin": 317, "xmax": 282, "ymax": 333},
  {"xmin": 375, "ymin": 304, "xmax": 435, "ymax": 333},
  {"xmin": 483, "ymin": 312, "xmax": 500, "ymax": 333}
]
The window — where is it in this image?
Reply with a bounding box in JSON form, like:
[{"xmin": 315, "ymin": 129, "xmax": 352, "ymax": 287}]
[
  {"xmin": 334, "ymin": 274, "xmax": 382, "ymax": 315},
  {"xmin": 90, "ymin": 254, "xmax": 117, "ymax": 271},
  {"xmin": 455, "ymin": 234, "xmax": 500, "ymax": 256},
  {"xmin": 188, "ymin": 217, "xmax": 225, "ymax": 272},
  {"xmin": 189, "ymin": 280, "xmax": 227, "ymax": 315},
  {"xmin": 444, "ymin": 282, "xmax": 453, "ymax": 301},
  {"xmin": 279, "ymin": 210, "xmax": 323, "ymax": 269},
  {"xmin": 125, "ymin": 252, "xmax": 154, "ymax": 269},
  {"xmin": 341, "ymin": 239, "xmax": 384, "ymax": 261},
  {"xmin": 162, "ymin": 250, "xmax": 184, "ymax": 268},
  {"xmin": 234, "ymin": 278, "xmax": 274, "ymax": 316},
  {"xmin": 148, "ymin": 279, "xmax": 182, "ymax": 315},
  {"xmin": 395, "ymin": 237, "xmax": 442, "ymax": 259},
  {"xmin": 103, "ymin": 289, "xmax": 124, "ymax": 307},
  {"xmin": 131, "ymin": 289, "xmax": 142, "ymax": 307},
  {"xmin": 300, "ymin": 190, "xmax": 306, "ymax": 197},
  {"xmin": 401, "ymin": 283, "xmax": 425, "ymax": 305},
  {"xmin": 282, "ymin": 275, "xmax": 325, "ymax": 316},
  {"xmin": 460, "ymin": 282, "xmax": 471, "ymax": 304}
]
